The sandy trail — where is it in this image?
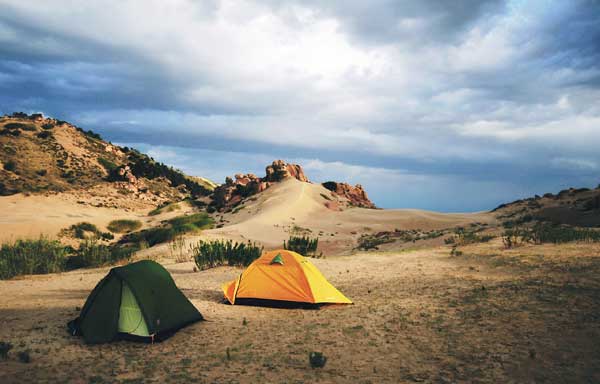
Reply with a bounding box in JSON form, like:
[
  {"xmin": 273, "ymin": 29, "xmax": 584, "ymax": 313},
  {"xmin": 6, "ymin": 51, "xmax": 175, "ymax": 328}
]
[{"xmin": 1, "ymin": 241, "xmax": 599, "ymax": 383}]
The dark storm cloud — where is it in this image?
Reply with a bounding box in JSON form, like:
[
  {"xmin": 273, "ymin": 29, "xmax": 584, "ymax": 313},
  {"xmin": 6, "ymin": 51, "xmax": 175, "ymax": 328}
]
[{"xmin": 0, "ymin": 0, "xmax": 599, "ymax": 210}]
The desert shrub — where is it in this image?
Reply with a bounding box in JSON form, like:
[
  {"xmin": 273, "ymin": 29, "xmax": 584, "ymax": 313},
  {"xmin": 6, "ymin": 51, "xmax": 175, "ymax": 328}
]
[
  {"xmin": 148, "ymin": 201, "xmax": 179, "ymax": 216},
  {"xmin": 309, "ymin": 352, "xmax": 327, "ymax": 368},
  {"xmin": 41, "ymin": 123, "xmax": 54, "ymax": 130},
  {"xmin": 529, "ymin": 223, "xmax": 600, "ymax": 244},
  {"xmin": 124, "ymin": 150, "xmax": 211, "ymax": 196},
  {"xmin": 36, "ymin": 169, "xmax": 47, "ymax": 176},
  {"xmin": 0, "ymin": 341, "xmax": 13, "ymax": 359},
  {"xmin": 192, "ymin": 239, "xmax": 263, "ymax": 270},
  {"xmin": 121, "ymin": 213, "xmax": 213, "ymax": 247},
  {"xmin": 169, "ymin": 235, "xmax": 188, "ymax": 262},
  {"xmin": 3, "ymin": 160, "xmax": 16, "ymax": 172},
  {"xmin": 284, "ymin": 235, "xmax": 319, "ymax": 256},
  {"xmin": 75, "ymin": 127, "xmax": 103, "ymax": 140},
  {"xmin": 449, "ymin": 227, "xmax": 494, "ymax": 245},
  {"xmin": 17, "ymin": 350, "xmax": 31, "ymax": 363},
  {"xmin": 123, "ymin": 227, "xmax": 176, "ymax": 247},
  {"xmin": 167, "ymin": 213, "xmax": 214, "ymax": 233},
  {"xmin": 98, "ymin": 157, "xmax": 118, "ymax": 173},
  {"xmin": 107, "ymin": 219, "xmax": 142, "ymax": 233},
  {"xmin": 322, "ymin": 182, "xmax": 338, "ymax": 192},
  {"xmin": 100, "ymin": 232, "xmax": 114, "ymax": 241},
  {"xmin": 357, "ymin": 233, "xmax": 394, "ymax": 250},
  {"xmin": 4, "ymin": 122, "xmax": 36, "ymax": 131},
  {"xmin": 65, "ymin": 240, "xmax": 134, "ymax": 270},
  {"xmin": 69, "ymin": 222, "xmax": 99, "ymax": 239},
  {"xmin": 0, "ymin": 238, "xmax": 67, "ymax": 279},
  {"xmin": 320, "ymin": 193, "xmax": 332, "ymax": 201},
  {"xmin": 36, "ymin": 131, "xmax": 52, "ymax": 139},
  {"xmin": 502, "ymin": 223, "xmax": 600, "ymax": 248}
]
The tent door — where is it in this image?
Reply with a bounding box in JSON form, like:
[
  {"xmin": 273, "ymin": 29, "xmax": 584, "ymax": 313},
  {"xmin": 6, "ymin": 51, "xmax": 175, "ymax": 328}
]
[{"xmin": 118, "ymin": 282, "xmax": 150, "ymax": 337}]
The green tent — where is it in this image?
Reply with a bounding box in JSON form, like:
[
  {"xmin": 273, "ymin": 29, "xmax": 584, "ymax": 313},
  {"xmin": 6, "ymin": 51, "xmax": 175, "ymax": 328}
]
[{"xmin": 68, "ymin": 260, "xmax": 203, "ymax": 344}]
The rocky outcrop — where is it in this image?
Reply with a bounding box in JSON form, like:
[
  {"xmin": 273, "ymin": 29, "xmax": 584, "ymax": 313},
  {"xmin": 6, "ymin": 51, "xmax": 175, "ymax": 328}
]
[
  {"xmin": 264, "ymin": 160, "xmax": 309, "ymax": 183},
  {"xmin": 322, "ymin": 181, "xmax": 376, "ymax": 209},
  {"xmin": 211, "ymin": 160, "xmax": 309, "ymax": 211}
]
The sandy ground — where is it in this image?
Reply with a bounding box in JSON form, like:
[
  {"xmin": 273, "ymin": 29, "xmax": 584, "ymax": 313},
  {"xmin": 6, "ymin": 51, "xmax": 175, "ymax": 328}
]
[
  {"xmin": 0, "ymin": 194, "xmax": 200, "ymax": 243},
  {"xmin": 0, "ymin": 194, "xmax": 152, "ymax": 242},
  {"xmin": 208, "ymin": 179, "xmax": 495, "ymax": 254},
  {"xmin": 1, "ymin": 240, "xmax": 599, "ymax": 383}
]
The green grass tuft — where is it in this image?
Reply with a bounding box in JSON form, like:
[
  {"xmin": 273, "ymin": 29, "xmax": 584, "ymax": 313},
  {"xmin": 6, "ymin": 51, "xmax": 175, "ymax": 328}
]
[{"xmin": 107, "ymin": 219, "xmax": 142, "ymax": 233}]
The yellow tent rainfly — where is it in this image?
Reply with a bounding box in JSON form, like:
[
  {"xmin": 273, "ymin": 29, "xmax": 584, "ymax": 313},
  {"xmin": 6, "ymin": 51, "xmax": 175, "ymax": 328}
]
[{"xmin": 222, "ymin": 249, "xmax": 352, "ymax": 306}]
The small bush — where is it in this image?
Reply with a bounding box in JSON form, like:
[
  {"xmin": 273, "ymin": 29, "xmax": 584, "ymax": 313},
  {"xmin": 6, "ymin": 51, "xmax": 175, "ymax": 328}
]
[
  {"xmin": 0, "ymin": 238, "xmax": 67, "ymax": 279},
  {"xmin": 3, "ymin": 160, "xmax": 16, "ymax": 172},
  {"xmin": 0, "ymin": 341, "xmax": 13, "ymax": 359},
  {"xmin": 169, "ymin": 235, "xmax": 188, "ymax": 262},
  {"xmin": 17, "ymin": 350, "xmax": 31, "ymax": 363},
  {"xmin": 168, "ymin": 213, "xmax": 214, "ymax": 233},
  {"xmin": 309, "ymin": 352, "xmax": 327, "ymax": 368},
  {"xmin": 148, "ymin": 201, "xmax": 180, "ymax": 216},
  {"xmin": 98, "ymin": 157, "xmax": 118, "ymax": 173},
  {"xmin": 69, "ymin": 222, "xmax": 100, "ymax": 239},
  {"xmin": 36, "ymin": 131, "xmax": 52, "ymax": 139},
  {"xmin": 502, "ymin": 223, "xmax": 600, "ymax": 248},
  {"xmin": 65, "ymin": 240, "xmax": 135, "ymax": 270},
  {"xmin": 36, "ymin": 169, "xmax": 47, "ymax": 176},
  {"xmin": 4, "ymin": 122, "xmax": 35, "ymax": 131},
  {"xmin": 357, "ymin": 233, "xmax": 394, "ymax": 250},
  {"xmin": 41, "ymin": 123, "xmax": 54, "ymax": 130},
  {"xmin": 107, "ymin": 219, "xmax": 142, "ymax": 233},
  {"xmin": 121, "ymin": 213, "xmax": 214, "ymax": 248},
  {"xmin": 192, "ymin": 239, "xmax": 263, "ymax": 270},
  {"xmin": 284, "ymin": 235, "xmax": 319, "ymax": 256}
]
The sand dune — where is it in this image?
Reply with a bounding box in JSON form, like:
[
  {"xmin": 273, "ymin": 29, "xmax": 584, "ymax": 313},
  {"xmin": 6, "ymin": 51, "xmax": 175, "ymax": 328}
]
[{"xmin": 207, "ymin": 178, "xmax": 495, "ymax": 253}]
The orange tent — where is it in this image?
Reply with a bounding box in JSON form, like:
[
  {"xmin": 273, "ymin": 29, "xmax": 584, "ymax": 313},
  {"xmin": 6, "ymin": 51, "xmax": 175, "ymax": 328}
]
[{"xmin": 222, "ymin": 249, "xmax": 352, "ymax": 305}]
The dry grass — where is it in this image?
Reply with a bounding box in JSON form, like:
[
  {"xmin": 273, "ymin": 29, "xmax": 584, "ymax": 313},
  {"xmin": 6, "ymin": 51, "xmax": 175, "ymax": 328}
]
[{"xmin": 0, "ymin": 241, "xmax": 599, "ymax": 382}]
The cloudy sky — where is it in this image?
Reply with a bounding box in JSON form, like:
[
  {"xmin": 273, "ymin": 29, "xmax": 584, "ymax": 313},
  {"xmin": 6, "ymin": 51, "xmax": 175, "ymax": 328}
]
[{"xmin": 1, "ymin": 0, "xmax": 599, "ymax": 211}]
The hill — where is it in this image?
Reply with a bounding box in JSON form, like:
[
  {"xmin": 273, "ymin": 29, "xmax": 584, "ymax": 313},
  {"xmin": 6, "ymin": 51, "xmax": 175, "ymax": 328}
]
[
  {"xmin": 0, "ymin": 112, "xmax": 213, "ymax": 207},
  {"xmin": 493, "ymin": 186, "xmax": 600, "ymax": 227}
]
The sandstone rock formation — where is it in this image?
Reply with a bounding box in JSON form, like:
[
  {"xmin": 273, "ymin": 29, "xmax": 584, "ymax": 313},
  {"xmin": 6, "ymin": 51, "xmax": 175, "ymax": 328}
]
[
  {"xmin": 212, "ymin": 160, "xmax": 309, "ymax": 211},
  {"xmin": 322, "ymin": 181, "xmax": 376, "ymax": 209}
]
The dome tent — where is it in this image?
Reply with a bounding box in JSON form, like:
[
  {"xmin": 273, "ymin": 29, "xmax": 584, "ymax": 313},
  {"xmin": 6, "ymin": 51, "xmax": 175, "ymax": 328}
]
[
  {"xmin": 68, "ymin": 260, "xmax": 202, "ymax": 344},
  {"xmin": 222, "ymin": 249, "xmax": 352, "ymax": 306}
]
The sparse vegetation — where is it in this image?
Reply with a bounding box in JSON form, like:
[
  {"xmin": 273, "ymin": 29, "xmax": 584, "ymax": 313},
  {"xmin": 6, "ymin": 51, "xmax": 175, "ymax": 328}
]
[
  {"xmin": 0, "ymin": 236, "xmax": 135, "ymax": 279},
  {"xmin": 98, "ymin": 157, "xmax": 118, "ymax": 173},
  {"xmin": 17, "ymin": 350, "xmax": 31, "ymax": 363},
  {"xmin": 3, "ymin": 160, "xmax": 16, "ymax": 172},
  {"xmin": 120, "ymin": 213, "xmax": 214, "ymax": 247},
  {"xmin": 309, "ymin": 352, "xmax": 327, "ymax": 368},
  {"xmin": 284, "ymin": 235, "xmax": 319, "ymax": 257},
  {"xmin": 65, "ymin": 240, "xmax": 134, "ymax": 269},
  {"xmin": 3, "ymin": 122, "xmax": 36, "ymax": 131},
  {"xmin": 192, "ymin": 239, "xmax": 263, "ymax": 270},
  {"xmin": 107, "ymin": 219, "xmax": 142, "ymax": 233},
  {"xmin": 64, "ymin": 222, "xmax": 112, "ymax": 241},
  {"xmin": 320, "ymin": 193, "xmax": 332, "ymax": 201},
  {"xmin": 148, "ymin": 202, "xmax": 180, "ymax": 216},
  {"xmin": 169, "ymin": 235, "xmax": 188, "ymax": 262},
  {"xmin": 0, "ymin": 238, "xmax": 68, "ymax": 279},
  {"xmin": 0, "ymin": 341, "xmax": 13, "ymax": 360},
  {"xmin": 503, "ymin": 223, "xmax": 600, "ymax": 248},
  {"xmin": 357, "ymin": 233, "xmax": 395, "ymax": 250},
  {"xmin": 449, "ymin": 227, "xmax": 494, "ymax": 246}
]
